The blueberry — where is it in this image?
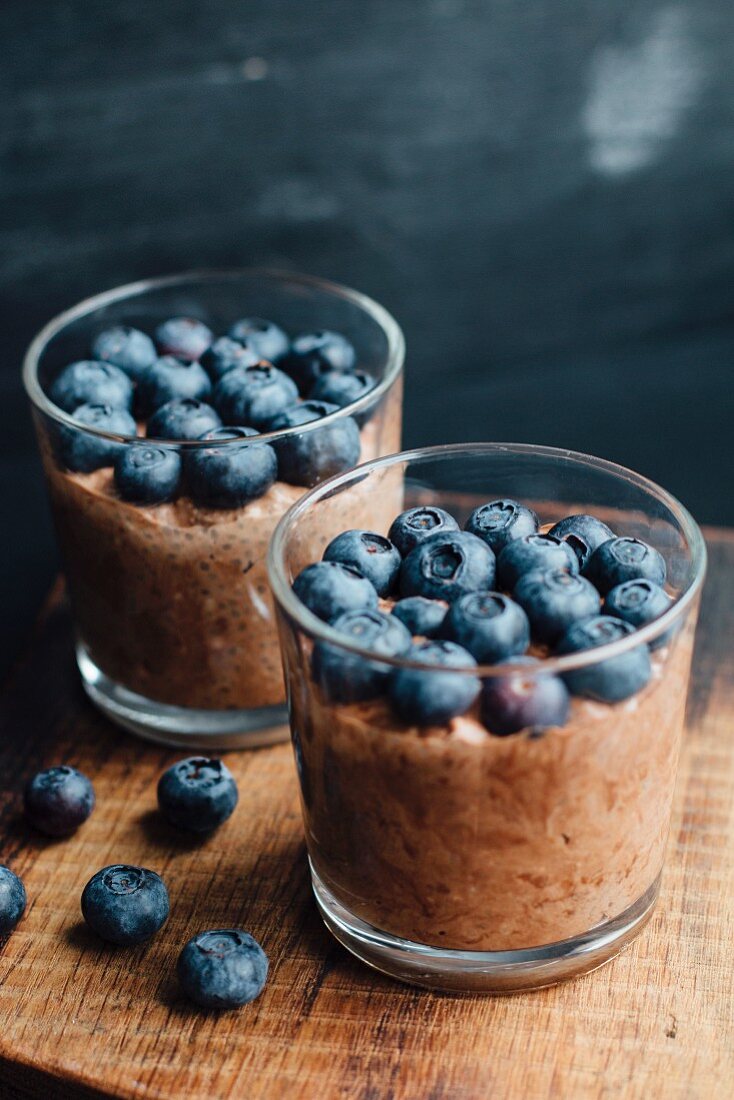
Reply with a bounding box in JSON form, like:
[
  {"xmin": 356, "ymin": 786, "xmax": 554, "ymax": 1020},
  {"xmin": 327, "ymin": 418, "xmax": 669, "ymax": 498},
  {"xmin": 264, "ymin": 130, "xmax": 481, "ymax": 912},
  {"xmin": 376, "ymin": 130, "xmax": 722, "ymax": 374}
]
[
  {"xmin": 114, "ymin": 444, "xmax": 182, "ymax": 505},
  {"xmin": 50, "ymin": 360, "xmax": 133, "ymax": 413},
  {"xmin": 496, "ymin": 533, "xmax": 578, "ymax": 591},
  {"xmin": 283, "ymin": 330, "xmax": 357, "ymax": 393},
  {"xmin": 136, "ymin": 356, "xmax": 212, "ymax": 416},
  {"xmin": 157, "ymin": 757, "xmax": 238, "ymax": 833},
  {"xmin": 0, "ymin": 866, "xmax": 26, "ymax": 935},
  {"xmin": 147, "ymin": 398, "xmax": 222, "ymax": 441},
  {"xmin": 186, "ymin": 427, "xmax": 277, "ymax": 509},
  {"xmin": 389, "ymin": 640, "xmax": 480, "ymax": 726},
  {"xmin": 312, "ymin": 608, "xmax": 412, "ymax": 703},
  {"xmin": 177, "ymin": 929, "xmax": 268, "ymax": 1009},
  {"xmin": 388, "ymin": 507, "xmax": 459, "ymax": 556},
  {"xmin": 604, "ymin": 579, "xmax": 673, "ymax": 649},
  {"xmin": 81, "ymin": 864, "xmax": 169, "ymax": 946},
  {"xmin": 58, "ymin": 404, "xmax": 138, "ymax": 473},
  {"xmin": 200, "ymin": 336, "xmax": 261, "ymax": 382},
  {"xmin": 228, "ymin": 317, "xmax": 289, "ymax": 363},
  {"xmin": 323, "ymin": 529, "xmax": 401, "ymax": 597},
  {"xmin": 481, "ymin": 657, "xmax": 570, "ymax": 736},
  {"xmin": 310, "ymin": 370, "xmax": 377, "ymax": 424},
  {"xmin": 513, "ymin": 568, "xmax": 601, "ymax": 645},
  {"xmin": 548, "ymin": 514, "xmax": 615, "ymax": 571},
  {"xmin": 399, "ymin": 531, "xmax": 496, "ymax": 602},
  {"xmin": 268, "ymin": 401, "xmax": 360, "ymax": 487},
  {"xmin": 391, "ymin": 597, "xmax": 448, "ymax": 638},
  {"xmin": 556, "ymin": 615, "xmax": 652, "ymax": 702},
  {"xmin": 585, "ymin": 537, "xmax": 667, "ymax": 595},
  {"xmin": 24, "ymin": 765, "xmax": 95, "ymax": 837},
  {"xmin": 292, "ymin": 561, "xmax": 378, "ymax": 622},
  {"xmin": 154, "ymin": 317, "xmax": 213, "ymax": 362},
  {"xmin": 441, "ymin": 591, "xmax": 530, "ymax": 663},
  {"xmin": 465, "ymin": 499, "xmax": 539, "ymax": 554},
  {"xmin": 214, "ymin": 364, "xmax": 298, "ymax": 429},
  {"xmin": 91, "ymin": 326, "xmax": 157, "ymax": 382}
]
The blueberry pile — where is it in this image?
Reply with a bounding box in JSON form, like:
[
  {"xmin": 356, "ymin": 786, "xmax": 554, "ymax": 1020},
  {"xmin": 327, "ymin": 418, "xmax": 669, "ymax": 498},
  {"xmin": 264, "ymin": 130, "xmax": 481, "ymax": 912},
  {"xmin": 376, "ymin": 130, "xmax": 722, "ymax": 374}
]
[
  {"xmin": 49, "ymin": 317, "xmax": 377, "ymax": 506},
  {"xmin": 293, "ymin": 502, "xmax": 674, "ymax": 735},
  {"xmin": 0, "ymin": 757, "xmax": 268, "ymax": 1011}
]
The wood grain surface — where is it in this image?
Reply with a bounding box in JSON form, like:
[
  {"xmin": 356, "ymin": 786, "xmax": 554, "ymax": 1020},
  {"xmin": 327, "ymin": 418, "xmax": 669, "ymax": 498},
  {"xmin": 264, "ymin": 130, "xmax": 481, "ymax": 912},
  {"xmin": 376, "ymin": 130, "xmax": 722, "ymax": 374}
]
[{"xmin": 0, "ymin": 532, "xmax": 733, "ymax": 1100}]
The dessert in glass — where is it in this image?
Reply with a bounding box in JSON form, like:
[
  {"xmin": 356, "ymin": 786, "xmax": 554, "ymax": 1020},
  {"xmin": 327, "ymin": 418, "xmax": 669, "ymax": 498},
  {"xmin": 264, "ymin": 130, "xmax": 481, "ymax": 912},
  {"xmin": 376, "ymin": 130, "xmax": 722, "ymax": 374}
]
[
  {"xmin": 23, "ymin": 270, "xmax": 403, "ymax": 749},
  {"xmin": 269, "ymin": 443, "xmax": 706, "ymax": 992}
]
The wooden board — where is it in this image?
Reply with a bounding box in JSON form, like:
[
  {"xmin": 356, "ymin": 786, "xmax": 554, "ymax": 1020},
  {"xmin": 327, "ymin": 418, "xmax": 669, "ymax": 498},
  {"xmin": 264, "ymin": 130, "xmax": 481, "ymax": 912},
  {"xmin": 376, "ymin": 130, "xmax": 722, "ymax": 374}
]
[{"xmin": 0, "ymin": 531, "xmax": 733, "ymax": 1100}]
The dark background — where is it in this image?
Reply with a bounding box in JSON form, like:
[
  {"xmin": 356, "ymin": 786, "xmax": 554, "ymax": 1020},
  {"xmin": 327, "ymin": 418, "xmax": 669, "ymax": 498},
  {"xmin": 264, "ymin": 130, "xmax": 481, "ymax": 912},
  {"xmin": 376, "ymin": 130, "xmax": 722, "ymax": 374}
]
[{"xmin": 2, "ymin": 0, "xmax": 733, "ymax": 675}]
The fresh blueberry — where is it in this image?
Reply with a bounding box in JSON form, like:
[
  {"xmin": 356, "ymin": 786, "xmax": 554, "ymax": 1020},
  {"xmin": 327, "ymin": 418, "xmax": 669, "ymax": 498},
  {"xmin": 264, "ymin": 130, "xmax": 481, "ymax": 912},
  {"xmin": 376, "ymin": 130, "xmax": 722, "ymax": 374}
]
[
  {"xmin": 391, "ymin": 597, "xmax": 448, "ymax": 638},
  {"xmin": 388, "ymin": 507, "xmax": 460, "ymax": 556},
  {"xmin": 24, "ymin": 765, "xmax": 95, "ymax": 837},
  {"xmin": 283, "ymin": 330, "xmax": 357, "ymax": 393},
  {"xmin": 441, "ymin": 591, "xmax": 530, "ymax": 663},
  {"xmin": 114, "ymin": 444, "xmax": 182, "ymax": 504},
  {"xmin": 91, "ymin": 326, "xmax": 157, "ymax": 382},
  {"xmin": 548, "ymin": 514, "xmax": 615, "ymax": 571},
  {"xmin": 50, "ymin": 360, "xmax": 133, "ymax": 413},
  {"xmin": 214, "ymin": 364, "xmax": 298, "ymax": 429},
  {"xmin": 200, "ymin": 336, "xmax": 261, "ymax": 382},
  {"xmin": 585, "ymin": 537, "xmax": 667, "ymax": 595},
  {"xmin": 268, "ymin": 401, "xmax": 361, "ymax": 487},
  {"xmin": 136, "ymin": 356, "xmax": 212, "ymax": 416},
  {"xmin": 147, "ymin": 398, "xmax": 222, "ymax": 441},
  {"xmin": 58, "ymin": 404, "xmax": 137, "ymax": 473},
  {"xmin": 154, "ymin": 316, "xmax": 213, "ymax": 361},
  {"xmin": 556, "ymin": 615, "xmax": 652, "ymax": 702},
  {"xmin": 399, "ymin": 531, "xmax": 496, "ymax": 602},
  {"xmin": 604, "ymin": 579, "xmax": 673, "ymax": 649},
  {"xmin": 465, "ymin": 499, "xmax": 539, "ymax": 554},
  {"xmin": 177, "ymin": 929, "xmax": 268, "ymax": 1009},
  {"xmin": 186, "ymin": 427, "xmax": 277, "ymax": 509},
  {"xmin": 513, "ymin": 568, "xmax": 601, "ymax": 644},
  {"xmin": 389, "ymin": 640, "xmax": 480, "ymax": 726},
  {"xmin": 496, "ymin": 534, "xmax": 578, "ymax": 591},
  {"xmin": 157, "ymin": 757, "xmax": 238, "ymax": 833},
  {"xmin": 310, "ymin": 370, "xmax": 377, "ymax": 424},
  {"xmin": 81, "ymin": 864, "xmax": 169, "ymax": 946},
  {"xmin": 323, "ymin": 530, "xmax": 401, "ymax": 597},
  {"xmin": 228, "ymin": 317, "xmax": 289, "ymax": 363},
  {"xmin": 312, "ymin": 608, "xmax": 412, "ymax": 703},
  {"xmin": 292, "ymin": 561, "xmax": 378, "ymax": 622},
  {"xmin": 0, "ymin": 866, "xmax": 26, "ymax": 935},
  {"xmin": 480, "ymin": 657, "xmax": 570, "ymax": 736}
]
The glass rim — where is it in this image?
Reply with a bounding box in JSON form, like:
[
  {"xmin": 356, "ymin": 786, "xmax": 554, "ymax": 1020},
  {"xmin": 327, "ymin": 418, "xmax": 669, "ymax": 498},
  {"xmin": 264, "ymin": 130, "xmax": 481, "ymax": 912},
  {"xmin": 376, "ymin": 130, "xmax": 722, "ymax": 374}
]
[
  {"xmin": 22, "ymin": 267, "xmax": 405, "ymax": 448},
  {"xmin": 268, "ymin": 441, "xmax": 707, "ymax": 677}
]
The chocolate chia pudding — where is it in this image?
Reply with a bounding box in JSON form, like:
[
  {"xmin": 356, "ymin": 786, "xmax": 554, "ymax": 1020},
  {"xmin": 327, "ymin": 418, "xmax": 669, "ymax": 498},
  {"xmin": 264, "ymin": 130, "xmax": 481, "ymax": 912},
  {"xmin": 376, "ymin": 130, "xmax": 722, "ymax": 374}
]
[
  {"xmin": 295, "ymin": 626, "xmax": 694, "ymax": 951},
  {"xmin": 25, "ymin": 273, "xmax": 404, "ymax": 740},
  {"xmin": 271, "ymin": 450, "xmax": 705, "ymax": 985}
]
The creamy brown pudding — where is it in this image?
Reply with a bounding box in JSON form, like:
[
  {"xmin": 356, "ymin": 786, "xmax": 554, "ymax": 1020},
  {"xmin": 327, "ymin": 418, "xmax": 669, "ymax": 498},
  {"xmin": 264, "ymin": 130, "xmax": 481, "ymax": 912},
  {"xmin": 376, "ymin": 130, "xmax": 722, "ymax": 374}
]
[
  {"xmin": 43, "ymin": 399, "xmax": 401, "ymax": 710},
  {"xmin": 294, "ymin": 627, "xmax": 693, "ymax": 951}
]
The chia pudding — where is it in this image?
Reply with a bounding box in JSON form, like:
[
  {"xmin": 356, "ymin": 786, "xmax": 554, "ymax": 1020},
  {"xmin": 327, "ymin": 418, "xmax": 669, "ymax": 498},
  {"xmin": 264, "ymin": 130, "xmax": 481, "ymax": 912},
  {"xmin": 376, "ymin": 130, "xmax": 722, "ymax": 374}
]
[{"xmin": 28, "ymin": 283, "xmax": 403, "ymax": 723}]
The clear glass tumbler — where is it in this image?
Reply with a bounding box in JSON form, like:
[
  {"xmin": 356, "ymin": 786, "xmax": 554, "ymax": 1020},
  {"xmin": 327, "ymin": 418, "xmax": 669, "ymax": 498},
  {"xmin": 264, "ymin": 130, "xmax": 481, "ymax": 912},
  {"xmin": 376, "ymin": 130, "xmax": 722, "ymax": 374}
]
[
  {"xmin": 23, "ymin": 270, "xmax": 404, "ymax": 749},
  {"xmin": 269, "ymin": 443, "xmax": 706, "ymax": 992}
]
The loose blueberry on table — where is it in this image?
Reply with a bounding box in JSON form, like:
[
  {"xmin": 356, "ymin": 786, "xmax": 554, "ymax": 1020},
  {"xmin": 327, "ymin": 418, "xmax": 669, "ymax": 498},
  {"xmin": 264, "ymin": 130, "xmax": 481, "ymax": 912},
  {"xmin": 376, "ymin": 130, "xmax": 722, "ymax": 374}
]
[
  {"xmin": 47, "ymin": 316, "xmax": 372, "ymax": 504},
  {"xmin": 157, "ymin": 757, "xmax": 239, "ymax": 833},
  {"xmin": 24, "ymin": 765, "xmax": 96, "ymax": 837},
  {"xmin": 291, "ymin": 499, "xmax": 677, "ymax": 736},
  {"xmin": 177, "ymin": 929, "xmax": 268, "ymax": 1009},
  {"xmin": 81, "ymin": 864, "xmax": 169, "ymax": 945},
  {"xmin": 0, "ymin": 865, "xmax": 26, "ymax": 936}
]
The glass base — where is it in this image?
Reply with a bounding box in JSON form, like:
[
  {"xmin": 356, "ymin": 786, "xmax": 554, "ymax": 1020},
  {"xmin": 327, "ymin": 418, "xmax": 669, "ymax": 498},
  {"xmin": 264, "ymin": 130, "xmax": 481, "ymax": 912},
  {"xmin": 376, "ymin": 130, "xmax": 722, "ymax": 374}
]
[
  {"xmin": 77, "ymin": 645, "xmax": 290, "ymax": 750},
  {"xmin": 312, "ymin": 863, "xmax": 661, "ymax": 993}
]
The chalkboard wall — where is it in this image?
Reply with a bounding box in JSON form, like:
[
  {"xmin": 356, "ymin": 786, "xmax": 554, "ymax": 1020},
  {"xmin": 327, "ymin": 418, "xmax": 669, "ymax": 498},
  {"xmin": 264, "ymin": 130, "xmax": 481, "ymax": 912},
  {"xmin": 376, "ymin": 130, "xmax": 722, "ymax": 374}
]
[{"xmin": 2, "ymin": 0, "xmax": 733, "ymax": 672}]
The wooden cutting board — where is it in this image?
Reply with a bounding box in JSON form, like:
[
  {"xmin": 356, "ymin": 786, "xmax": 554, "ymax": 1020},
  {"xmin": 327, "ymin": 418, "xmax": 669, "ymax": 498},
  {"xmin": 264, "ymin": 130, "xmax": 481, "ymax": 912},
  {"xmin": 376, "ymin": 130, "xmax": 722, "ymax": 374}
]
[{"xmin": 0, "ymin": 531, "xmax": 733, "ymax": 1100}]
